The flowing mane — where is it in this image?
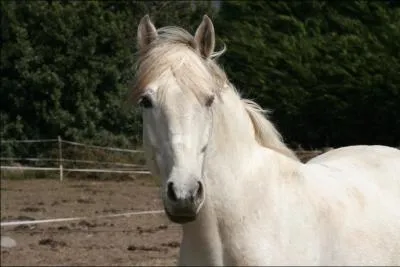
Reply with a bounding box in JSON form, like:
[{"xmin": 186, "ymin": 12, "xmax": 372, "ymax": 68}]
[
  {"xmin": 132, "ymin": 25, "xmax": 297, "ymax": 160},
  {"xmin": 242, "ymin": 99, "xmax": 298, "ymax": 159}
]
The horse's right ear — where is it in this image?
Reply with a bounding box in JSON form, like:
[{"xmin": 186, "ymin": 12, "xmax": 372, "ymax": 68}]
[
  {"xmin": 194, "ymin": 15, "xmax": 215, "ymax": 59},
  {"xmin": 137, "ymin": 14, "xmax": 158, "ymax": 51}
]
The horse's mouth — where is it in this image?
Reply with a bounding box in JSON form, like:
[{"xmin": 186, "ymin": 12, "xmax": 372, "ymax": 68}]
[{"xmin": 165, "ymin": 209, "xmax": 197, "ymax": 224}]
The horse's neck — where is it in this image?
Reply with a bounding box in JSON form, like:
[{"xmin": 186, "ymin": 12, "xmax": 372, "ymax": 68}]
[
  {"xmin": 181, "ymin": 90, "xmax": 263, "ymax": 264},
  {"xmin": 205, "ymin": 89, "xmax": 292, "ymax": 176},
  {"xmin": 208, "ymin": 89, "xmax": 259, "ymax": 161},
  {"xmin": 182, "ymin": 90, "xmax": 270, "ymax": 238},
  {"xmin": 181, "ymin": 89, "xmax": 302, "ymax": 264}
]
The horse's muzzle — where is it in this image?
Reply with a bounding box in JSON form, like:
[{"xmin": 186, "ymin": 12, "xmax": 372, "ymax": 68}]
[{"xmin": 163, "ymin": 179, "xmax": 204, "ymax": 224}]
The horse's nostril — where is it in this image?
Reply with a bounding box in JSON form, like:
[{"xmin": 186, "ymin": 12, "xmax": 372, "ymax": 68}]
[
  {"xmin": 196, "ymin": 181, "xmax": 203, "ymax": 197},
  {"xmin": 167, "ymin": 182, "xmax": 178, "ymax": 202}
]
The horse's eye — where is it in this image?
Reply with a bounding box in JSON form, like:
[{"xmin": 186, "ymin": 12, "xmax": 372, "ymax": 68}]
[
  {"xmin": 205, "ymin": 94, "xmax": 215, "ymax": 107},
  {"xmin": 138, "ymin": 95, "xmax": 153, "ymax": 108}
]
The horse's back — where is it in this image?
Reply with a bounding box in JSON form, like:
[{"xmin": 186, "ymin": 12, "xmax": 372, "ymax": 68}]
[
  {"xmin": 307, "ymin": 145, "xmax": 400, "ymax": 197},
  {"xmin": 303, "ymin": 145, "xmax": 400, "ymax": 265},
  {"xmin": 308, "ymin": 145, "xmax": 400, "ymax": 164}
]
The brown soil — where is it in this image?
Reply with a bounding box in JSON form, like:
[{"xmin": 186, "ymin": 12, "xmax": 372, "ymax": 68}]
[{"xmin": 1, "ymin": 178, "xmax": 181, "ymax": 266}]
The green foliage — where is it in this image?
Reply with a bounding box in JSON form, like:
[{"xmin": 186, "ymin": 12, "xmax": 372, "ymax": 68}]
[
  {"xmin": 1, "ymin": 0, "xmax": 399, "ymax": 156},
  {"xmin": 2, "ymin": 1, "xmax": 136, "ymax": 144},
  {"xmin": 1, "ymin": 1, "xmax": 215, "ymax": 151},
  {"xmin": 215, "ymin": 0, "xmax": 400, "ymax": 148}
]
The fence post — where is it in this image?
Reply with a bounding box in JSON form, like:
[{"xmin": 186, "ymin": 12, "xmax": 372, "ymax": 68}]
[{"xmin": 58, "ymin": 136, "xmax": 63, "ymax": 182}]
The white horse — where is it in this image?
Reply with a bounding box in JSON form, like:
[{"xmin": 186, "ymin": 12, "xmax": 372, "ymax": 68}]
[{"xmin": 133, "ymin": 14, "xmax": 400, "ymax": 266}]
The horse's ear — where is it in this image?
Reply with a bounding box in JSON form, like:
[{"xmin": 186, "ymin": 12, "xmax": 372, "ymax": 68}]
[
  {"xmin": 137, "ymin": 14, "xmax": 158, "ymax": 51},
  {"xmin": 194, "ymin": 15, "xmax": 215, "ymax": 59}
]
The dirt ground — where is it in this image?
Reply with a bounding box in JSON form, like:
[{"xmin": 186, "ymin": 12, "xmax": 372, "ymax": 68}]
[{"xmin": 1, "ymin": 177, "xmax": 181, "ymax": 266}]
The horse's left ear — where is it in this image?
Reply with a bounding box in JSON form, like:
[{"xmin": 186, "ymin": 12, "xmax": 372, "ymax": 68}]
[
  {"xmin": 194, "ymin": 15, "xmax": 215, "ymax": 59},
  {"xmin": 137, "ymin": 14, "xmax": 158, "ymax": 51}
]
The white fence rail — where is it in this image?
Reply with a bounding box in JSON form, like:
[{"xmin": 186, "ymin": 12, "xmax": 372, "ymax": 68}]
[{"xmin": 0, "ymin": 136, "xmax": 151, "ymax": 181}]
